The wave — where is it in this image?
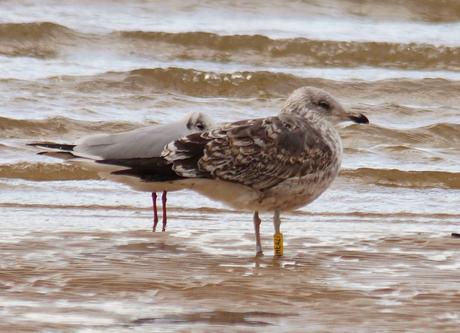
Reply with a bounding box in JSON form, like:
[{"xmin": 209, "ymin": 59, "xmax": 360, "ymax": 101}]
[
  {"xmin": 342, "ymin": 123, "xmax": 460, "ymax": 147},
  {"xmin": 0, "ymin": 22, "xmax": 77, "ymax": 58},
  {"xmin": 0, "ymin": 162, "xmax": 99, "ymax": 181},
  {"xmin": 117, "ymin": 30, "xmax": 460, "ymax": 71},
  {"xmin": 325, "ymin": 0, "xmax": 460, "ymax": 23},
  {"xmin": 0, "ymin": 116, "xmax": 140, "ymax": 139},
  {"xmin": 61, "ymin": 67, "xmax": 460, "ymax": 101},
  {"xmin": 341, "ymin": 168, "xmax": 460, "ymax": 189},
  {"xmin": 2, "ymin": 22, "xmax": 460, "ymax": 70},
  {"xmin": 0, "ymin": 22, "xmax": 74, "ymax": 40}
]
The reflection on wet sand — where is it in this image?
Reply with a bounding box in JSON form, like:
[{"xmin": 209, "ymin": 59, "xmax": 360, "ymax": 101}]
[{"xmin": 1, "ymin": 212, "xmax": 459, "ymax": 332}]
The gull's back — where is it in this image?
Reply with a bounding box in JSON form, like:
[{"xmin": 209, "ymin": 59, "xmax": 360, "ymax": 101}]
[{"xmin": 74, "ymin": 112, "xmax": 213, "ymax": 160}]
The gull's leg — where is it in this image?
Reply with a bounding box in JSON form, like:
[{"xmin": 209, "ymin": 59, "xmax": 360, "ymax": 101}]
[
  {"xmin": 273, "ymin": 209, "xmax": 283, "ymax": 256},
  {"xmin": 152, "ymin": 192, "xmax": 159, "ymax": 232},
  {"xmin": 161, "ymin": 191, "xmax": 167, "ymax": 232},
  {"xmin": 253, "ymin": 211, "xmax": 263, "ymax": 256}
]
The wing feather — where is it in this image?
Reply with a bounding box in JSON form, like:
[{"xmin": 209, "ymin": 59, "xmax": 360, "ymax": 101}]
[{"xmin": 163, "ymin": 114, "xmax": 333, "ymax": 191}]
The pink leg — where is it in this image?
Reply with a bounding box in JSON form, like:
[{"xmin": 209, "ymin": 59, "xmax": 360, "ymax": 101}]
[
  {"xmin": 152, "ymin": 192, "xmax": 159, "ymax": 232},
  {"xmin": 254, "ymin": 211, "xmax": 263, "ymax": 256},
  {"xmin": 161, "ymin": 191, "xmax": 167, "ymax": 232}
]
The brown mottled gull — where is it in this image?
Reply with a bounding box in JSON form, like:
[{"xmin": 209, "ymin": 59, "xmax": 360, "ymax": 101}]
[{"xmin": 97, "ymin": 86, "xmax": 369, "ymax": 256}]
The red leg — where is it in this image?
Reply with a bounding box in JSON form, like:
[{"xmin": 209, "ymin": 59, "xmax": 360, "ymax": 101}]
[
  {"xmin": 161, "ymin": 191, "xmax": 167, "ymax": 232},
  {"xmin": 152, "ymin": 192, "xmax": 158, "ymax": 232}
]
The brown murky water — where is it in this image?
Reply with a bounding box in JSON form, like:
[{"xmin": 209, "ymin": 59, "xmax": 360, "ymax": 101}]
[{"xmin": 1, "ymin": 1, "xmax": 460, "ymax": 332}]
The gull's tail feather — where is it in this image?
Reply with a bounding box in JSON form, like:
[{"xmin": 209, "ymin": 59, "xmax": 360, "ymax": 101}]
[
  {"xmin": 28, "ymin": 140, "xmax": 181, "ymax": 183},
  {"xmin": 28, "ymin": 142, "xmax": 76, "ymax": 151},
  {"xmin": 28, "ymin": 142, "xmax": 78, "ymax": 160},
  {"xmin": 37, "ymin": 151, "xmax": 78, "ymax": 160}
]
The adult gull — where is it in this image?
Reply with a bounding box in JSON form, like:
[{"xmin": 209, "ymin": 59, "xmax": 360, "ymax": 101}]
[{"xmin": 29, "ymin": 111, "xmax": 214, "ymax": 232}]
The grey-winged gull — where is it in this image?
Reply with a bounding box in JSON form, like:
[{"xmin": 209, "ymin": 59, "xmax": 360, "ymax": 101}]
[
  {"xmin": 29, "ymin": 111, "xmax": 214, "ymax": 232},
  {"xmin": 94, "ymin": 86, "xmax": 369, "ymax": 256}
]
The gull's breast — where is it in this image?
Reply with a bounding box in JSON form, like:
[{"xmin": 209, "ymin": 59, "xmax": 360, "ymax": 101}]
[{"xmin": 255, "ymin": 163, "xmax": 341, "ymax": 211}]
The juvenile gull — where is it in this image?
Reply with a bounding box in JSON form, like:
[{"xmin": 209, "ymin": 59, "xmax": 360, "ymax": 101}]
[
  {"xmin": 98, "ymin": 86, "xmax": 369, "ymax": 255},
  {"xmin": 29, "ymin": 111, "xmax": 214, "ymax": 231}
]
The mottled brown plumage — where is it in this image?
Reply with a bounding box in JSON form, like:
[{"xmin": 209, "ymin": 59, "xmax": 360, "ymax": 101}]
[{"xmin": 163, "ymin": 114, "xmax": 333, "ymax": 192}]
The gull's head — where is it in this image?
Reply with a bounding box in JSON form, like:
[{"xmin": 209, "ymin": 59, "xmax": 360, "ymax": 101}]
[
  {"xmin": 184, "ymin": 111, "xmax": 214, "ymax": 132},
  {"xmin": 280, "ymin": 86, "xmax": 369, "ymax": 125}
]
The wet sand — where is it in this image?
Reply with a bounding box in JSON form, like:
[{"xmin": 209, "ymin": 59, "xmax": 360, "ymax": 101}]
[{"xmin": 1, "ymin": 207, "xmax": 459, "ymax": 332}]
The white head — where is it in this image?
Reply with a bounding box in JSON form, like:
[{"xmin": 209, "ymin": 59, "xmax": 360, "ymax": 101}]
[
  {"xmin": 280, "ymin": 86, "xmax": 369, "ymax": 125},
  {"xmin": 184, "ymin": 112, "xmax": 214, "ymax": 132}
]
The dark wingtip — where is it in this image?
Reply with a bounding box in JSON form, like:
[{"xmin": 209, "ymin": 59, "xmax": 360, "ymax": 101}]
[
  {"xmin": 349, "ymin": 114, "xmax": 369, "ymax": 124},
  {"xmin": 27, "ymin": 142, "xmax": 76, "ymax": 151}
]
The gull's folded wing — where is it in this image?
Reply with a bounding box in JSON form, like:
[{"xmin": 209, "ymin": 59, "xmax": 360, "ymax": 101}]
[{"xmin": 163, "ymin": 114, "xmax": 334, "ymax": 191}]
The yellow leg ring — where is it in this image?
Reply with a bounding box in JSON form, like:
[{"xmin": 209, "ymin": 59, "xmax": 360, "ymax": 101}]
[{"xmin": 273, "ymin": 232, "xmax": 283, "ymax": 256}]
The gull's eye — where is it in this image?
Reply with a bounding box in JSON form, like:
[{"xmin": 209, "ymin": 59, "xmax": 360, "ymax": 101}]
[
  {"xmin": 195, "ymin": 122, "xmax": 205, "ymax": 131},
  {"xmin": 318, "ymin": 100, "xmax": 330, "ymax": 111}
]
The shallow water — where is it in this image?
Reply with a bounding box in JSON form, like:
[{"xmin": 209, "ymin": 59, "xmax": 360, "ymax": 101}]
[{"xmin": 1, "ymin": 1, "xmax": 459, "ymax": 332}]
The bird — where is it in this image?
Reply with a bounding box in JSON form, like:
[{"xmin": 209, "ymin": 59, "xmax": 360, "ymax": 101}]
[
  {"xmin": 29, "ymin": 111, "xmax": 214, "ymax": 232},
  {"xmin": 92, "ymin": 86, "xmax": 369, "ymax": 256}
]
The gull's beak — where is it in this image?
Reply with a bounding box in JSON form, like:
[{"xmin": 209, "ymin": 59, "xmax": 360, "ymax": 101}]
[{"xmin": 348, "ymin": 113, "xmax": 369, "ymax": 124}]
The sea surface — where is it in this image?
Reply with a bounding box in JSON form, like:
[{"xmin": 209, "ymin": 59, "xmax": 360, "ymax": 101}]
[{"xmin": 1, "ymin": 1, "xmax": 459, "ymax": 332}]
